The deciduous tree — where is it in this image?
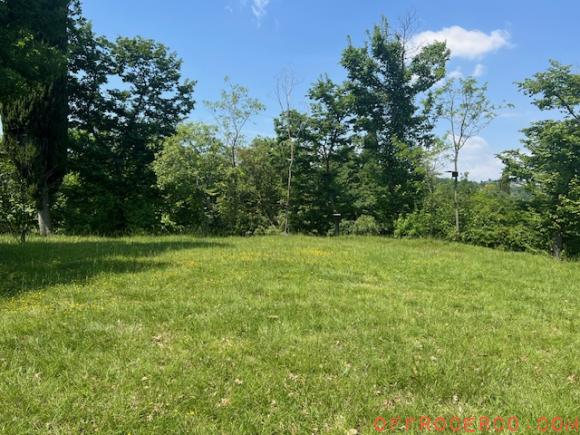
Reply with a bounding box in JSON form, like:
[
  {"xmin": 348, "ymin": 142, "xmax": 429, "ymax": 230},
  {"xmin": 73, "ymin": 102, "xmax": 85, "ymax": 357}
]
[
  {"xmin": 435, "ymin": 77, "xmax": 504, "ymax": 236},
  {"xmin": 500, "ymin": 62, "xmax": 579, "ymax": 257},
  {"xmin": 341, "ymin": 17, "xmax": 449, "ymax": 231},
  {"xmin": 61, "ymin": 27, "xmax": 195, "ymax": 234}
]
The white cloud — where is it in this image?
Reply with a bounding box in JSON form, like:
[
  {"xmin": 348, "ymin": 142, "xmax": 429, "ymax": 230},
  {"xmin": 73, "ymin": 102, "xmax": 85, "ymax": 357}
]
[
  {"xmin": 410, "ymin": 26, "xmax": 510, "ymax": 59},
  {"xmin": 472, "ymin": 63, "xmax": 485, "ymax": 77},
  {"xmin": 448, "ymin": 68, "xmax": 464, "ymax": 80},
  {"xmin": 251, "ymin": 0, "xmax": 270, "ymax": 23},
  {"xmin": 460, "ymin": 136, "xmax": 504, "ymax": 181},
  {"xmin": 439, "ymin": 135, "xmax": 503, "ymax": 181}
]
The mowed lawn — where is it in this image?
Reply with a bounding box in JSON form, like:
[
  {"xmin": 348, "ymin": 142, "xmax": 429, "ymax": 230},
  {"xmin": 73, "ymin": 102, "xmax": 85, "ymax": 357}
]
[{"xmin": 0, "ymin": 236, "xmax": 578, "ymax": 434}]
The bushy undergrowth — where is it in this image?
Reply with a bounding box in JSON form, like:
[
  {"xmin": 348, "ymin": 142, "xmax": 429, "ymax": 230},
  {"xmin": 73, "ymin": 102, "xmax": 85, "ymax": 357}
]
[{"xmin": 394, "ymin": 182, "xmax": 564, "ymax": 255}]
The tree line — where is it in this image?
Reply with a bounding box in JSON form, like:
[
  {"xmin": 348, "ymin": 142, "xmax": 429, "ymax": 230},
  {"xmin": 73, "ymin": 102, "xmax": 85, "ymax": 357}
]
[{"xmin": 0, "ymin": 1, "xmax": 578, "ymax": 257}]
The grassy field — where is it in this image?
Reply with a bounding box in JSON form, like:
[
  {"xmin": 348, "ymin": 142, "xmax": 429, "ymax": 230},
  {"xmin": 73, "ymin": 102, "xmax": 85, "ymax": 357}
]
[{"xmin": 0, "ymin": 236, "xmax": 578, "ymax": 434}]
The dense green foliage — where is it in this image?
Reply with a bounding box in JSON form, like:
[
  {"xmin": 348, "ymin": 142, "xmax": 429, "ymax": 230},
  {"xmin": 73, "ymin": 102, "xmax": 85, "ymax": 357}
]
[
  {"xmin": 0, "ymin": 156, "xmax": 35, "ymax": 240},
  {"xmin": 0, "ymin": 4, "xmax": 578, "ymax": 258},
  {"xmin": 152, "ymin": 124, "xmax": 283, "ymax": 235},
  {"xmin": 0, "ymin": 0, "xmax": 70, "ymax": 100},
  {"xmin": 1, "ymin": 236, "xmax": 578, "ymax": 432},
  {"xmin": 394, "ymin": 179, "xmax": 544, "ymax": 252},
  {"xmin": 340, "ymin": 21, "xmax": 449, "ymax": 232},
  {"xmin": 0, "ymin": 0, "xmax": 71, "ymax": 237},
  {"xmin": 395, "ymin": 62, "xmax": 579, "ymax": 257},
  {"xmin": 500, "ymin": 61, "xmax": 580, "ymax": 257},
  {"xmin": 56, "ymin": 22, "xmax": 195, "ymax": 235}
]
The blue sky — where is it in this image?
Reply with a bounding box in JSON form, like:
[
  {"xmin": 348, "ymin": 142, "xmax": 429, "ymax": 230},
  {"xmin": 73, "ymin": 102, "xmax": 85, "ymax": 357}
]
[{"xmin": 82, "ymin": 0, "xmax": 579, "ymax": 180}]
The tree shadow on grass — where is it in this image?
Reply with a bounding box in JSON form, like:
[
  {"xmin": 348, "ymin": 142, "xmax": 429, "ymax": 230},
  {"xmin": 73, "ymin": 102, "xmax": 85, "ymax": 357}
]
[{"xmin": 0, "ymin": 238, "xmax": 229, "ymax": 299}]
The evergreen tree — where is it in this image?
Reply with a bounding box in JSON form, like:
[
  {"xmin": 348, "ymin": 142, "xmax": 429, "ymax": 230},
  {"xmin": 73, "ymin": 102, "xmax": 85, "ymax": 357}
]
[{"xmin": 0, "ymin": 0, "xmax": 72, "ymax": 236}]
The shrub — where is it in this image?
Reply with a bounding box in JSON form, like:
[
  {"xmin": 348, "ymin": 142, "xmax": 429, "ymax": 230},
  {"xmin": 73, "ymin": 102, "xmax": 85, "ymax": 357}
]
[
  {"xmin": 461, "ymin": 189, "xmax": 544, "ymax": 252},
  {"xmin": 394, "ymin": 210, "xmax": 454, "ymax": 239},
  {"xmin": 0, "ymin": 156, "xmax": 36, "ymax": 241},
  {"xmin": 336, "ymin": 219, "xmax": 353, "ymax": 236},
  {"xmin": 394, "ymin": 212, "xmax": 429, "ymax": 238},
  {"xmin": 350, "ymin": 215, "xmax": 380, "ymax": 235}
]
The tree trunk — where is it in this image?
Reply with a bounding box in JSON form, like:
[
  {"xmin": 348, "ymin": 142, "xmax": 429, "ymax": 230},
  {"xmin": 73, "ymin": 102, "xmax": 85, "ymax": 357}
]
[
  {"xmin": 19, "ymin": 177, "xmax": 28, "ymax": 244},
  {"xmin": 453, "ymin": 152, "xmax": 460, "ymax": 238},
  {"xmin": 552, "ymin": 231, "xmax": 563, "ymax": 259},
  {"xmin": 285, "ymin": 138, "xmax": 295, "ymax": 235},
  {"xmin": 453, "ymin": 180, "xmax": 459, "ymax": 236},
  {"xmin": 37, "ymin": 183, "xmax": 52, "ymax": 237},
  {"xmin": 231, "ymin": 145, "xmax": 237, "ymax": 168}
]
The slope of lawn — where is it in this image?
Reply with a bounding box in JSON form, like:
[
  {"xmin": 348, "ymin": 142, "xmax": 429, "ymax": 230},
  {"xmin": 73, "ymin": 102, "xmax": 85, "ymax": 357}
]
[{"xmin": 0, "ymin": 236, "xmax": 578, "ymax": 433}]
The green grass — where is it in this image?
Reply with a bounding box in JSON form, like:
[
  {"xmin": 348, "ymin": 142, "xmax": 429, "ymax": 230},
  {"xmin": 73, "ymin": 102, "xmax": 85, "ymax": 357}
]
[{"xmin": 0, "ymin": 236, "xmax": 578, "ymax": 434}]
